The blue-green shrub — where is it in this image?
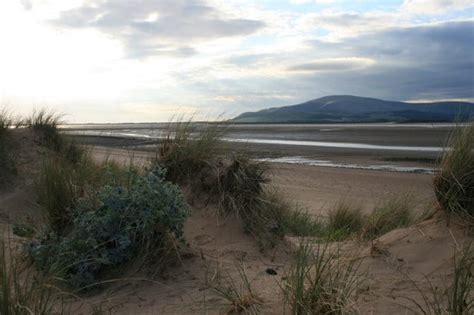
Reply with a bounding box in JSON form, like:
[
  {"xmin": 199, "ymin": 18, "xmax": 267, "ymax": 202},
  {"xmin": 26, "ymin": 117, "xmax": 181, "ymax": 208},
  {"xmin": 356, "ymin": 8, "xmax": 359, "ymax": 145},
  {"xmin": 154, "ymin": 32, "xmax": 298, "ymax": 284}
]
[{"xmin": 29, "ymin": 168, "xmax": 189, "ymax": 288}]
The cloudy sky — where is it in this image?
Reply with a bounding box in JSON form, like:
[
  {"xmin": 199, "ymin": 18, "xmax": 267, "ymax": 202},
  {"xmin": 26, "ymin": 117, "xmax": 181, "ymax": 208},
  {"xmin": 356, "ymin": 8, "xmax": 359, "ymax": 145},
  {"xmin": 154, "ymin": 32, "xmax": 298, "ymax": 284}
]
[{"xmin": 0, "ymin": 0, "xmax": 473, "ymax": 122}]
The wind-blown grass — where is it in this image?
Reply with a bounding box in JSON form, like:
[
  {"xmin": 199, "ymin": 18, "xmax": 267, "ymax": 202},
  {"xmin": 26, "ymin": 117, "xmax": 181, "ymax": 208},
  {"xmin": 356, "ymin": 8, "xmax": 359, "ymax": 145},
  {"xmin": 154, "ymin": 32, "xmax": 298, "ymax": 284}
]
[
  {"xmin": 326, "ymin": 201, "xmax": 364, "ymax": 241},
  {"xmin": 211, "ymin": 264, "xmax": 263, "ymax": 314},
  {"xmin": 30, "ymin": 166, "xmax": 189, "ymax": 288},
  {"xmin": 25, "ymin": 109, "xmax": 64, "ymax": 151},
  {"xmin": 154, "ymin": 119, "xmax": 226, "ymax": 183},
  {"xmin": 403, "ymin": 243, "xmax": 473, "ymax": 314},
  {"xmin": 362, "ymin": 195, "xmax": 413, "ymax": 240},
  {"xmin": 0, "ymin": 241, "xmax": 67, "ymax": 314},
  {"xmin": 434, "ymin": 124, "xmax": 474, "ymax": 225},
  {"xmin": 282, "ymin": 241, "xmax": 362, "ymax": 314}
]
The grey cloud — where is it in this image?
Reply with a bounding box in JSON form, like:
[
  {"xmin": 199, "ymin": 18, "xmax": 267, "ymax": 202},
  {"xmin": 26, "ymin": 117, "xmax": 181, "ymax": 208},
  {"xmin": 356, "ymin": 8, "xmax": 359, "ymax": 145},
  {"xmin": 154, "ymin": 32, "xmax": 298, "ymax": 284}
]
[
  {"xmin": 287, "ymin": 59, "xmax": 373, "ymax": 72},
  {"xmin": 53, "ymin": 0, "xmax": 265, "ymax": 58},
  {"xmin": 196, "ymin": 20, "xmax": 473, "ymax": 113},
  {"xmin": 299, "ymin": 20, "xmax": 474, "ymax": 100}
]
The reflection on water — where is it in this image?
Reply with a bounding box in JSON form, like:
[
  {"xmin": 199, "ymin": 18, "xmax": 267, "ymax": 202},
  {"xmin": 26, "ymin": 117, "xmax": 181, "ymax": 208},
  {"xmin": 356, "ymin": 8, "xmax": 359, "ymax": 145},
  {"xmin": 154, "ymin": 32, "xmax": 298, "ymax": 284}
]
[
  {"xmin": 256, "ymin": 156, "xmax": 435, "ymax": 174},
  {"xmin": 64, "ymin": 130, "xmax": 444, "ymax": 152},
  {"xmin": 224, "ymin": 138, "xmax": 444, "ymax": 152}
]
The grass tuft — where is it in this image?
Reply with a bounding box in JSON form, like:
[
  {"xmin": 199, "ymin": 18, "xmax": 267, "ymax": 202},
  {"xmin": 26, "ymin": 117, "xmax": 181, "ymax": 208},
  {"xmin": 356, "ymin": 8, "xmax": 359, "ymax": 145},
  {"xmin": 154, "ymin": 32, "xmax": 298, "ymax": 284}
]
[
  {"xmin": 402, "ymin": 243, "xmax": 473, "ymax": 314},
  {"xmin": 36, "ymin": 156, "xmax": 78, "ymax": 235},
  {"xmin": 211, "ymin": 264, "xmax": 263, "ymax": 314},
  {"xmin": 362, "ymin": 195, "xmax": 413, "ymax": 240},
  {"xmin": 154, "ymin": 119, "xmax": 226, "ymax": 183},
  {"xmin": 0, "ymin": 241, "xmax": 66, "ymax": 314},
  {"xmin": 434, "ymin": 124, "xmax": 474, "ymax": 225},
  {"xmin": 213, "ymin": 155, "xmax": 269, "ymax": 216},
  {"xmin": 326, "ymin": 201, "xmax": 364, "ymax": 241},
  {"xmin": 25, "ymin": 109, "xmax": 63, "ymax": 151},
  {"xmin": 282, "ymin": 241, "xmax": 362, "ymax": 314}
]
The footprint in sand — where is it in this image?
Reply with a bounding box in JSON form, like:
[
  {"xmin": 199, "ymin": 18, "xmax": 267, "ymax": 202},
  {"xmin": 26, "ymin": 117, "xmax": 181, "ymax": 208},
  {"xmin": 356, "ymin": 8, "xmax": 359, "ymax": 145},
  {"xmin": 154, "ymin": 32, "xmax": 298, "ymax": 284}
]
[{"xmin": 194, "ymin": 234, "xmax": 214, "ymax": 245}]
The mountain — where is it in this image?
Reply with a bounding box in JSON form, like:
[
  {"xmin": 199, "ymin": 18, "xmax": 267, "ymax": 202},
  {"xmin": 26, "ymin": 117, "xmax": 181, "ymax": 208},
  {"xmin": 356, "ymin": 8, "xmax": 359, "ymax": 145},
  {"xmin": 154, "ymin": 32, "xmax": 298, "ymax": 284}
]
[{"xmin": 232, "ymin": 95, "xmax": 474, "ymax": 123}]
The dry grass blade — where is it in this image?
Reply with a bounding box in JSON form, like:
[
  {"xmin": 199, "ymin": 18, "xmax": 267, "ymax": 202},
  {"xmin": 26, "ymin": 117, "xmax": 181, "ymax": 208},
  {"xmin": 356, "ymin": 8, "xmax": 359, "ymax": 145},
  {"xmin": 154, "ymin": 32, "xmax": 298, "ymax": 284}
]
[
  {"xmin": 399, "ymin": 243, "xmax": 473, "ymax": 315},
  {"xmin": 434, "ymin": 123, "xmax": 474, "ymax": 225},
  {"xmin": 282, "ymin": 241, "xmax": 362, "ymax": 314},
  {"xmin": 211, "ymin": 264, "xmax": 264, "ymax": 314},
  {"xmin": 326, "ymin": 201, "xmax": 364, "ymax": 240},
  {"xmin": 0, "ymin": 240, "xmax": 68, "ymax": 315},
  {"xmin": 362, "ymin": 195, "xmax": 414, "ymax": 240},
  {"xmin": 153, "ymin": 118, "xmax": 227, "ymax": 183}
]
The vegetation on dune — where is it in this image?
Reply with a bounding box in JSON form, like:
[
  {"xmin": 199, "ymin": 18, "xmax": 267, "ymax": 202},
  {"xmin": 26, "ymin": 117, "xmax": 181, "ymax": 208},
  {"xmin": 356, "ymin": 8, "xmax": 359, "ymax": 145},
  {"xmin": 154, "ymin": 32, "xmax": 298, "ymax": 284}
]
[
  {"xmin": 30, "ymin": 167, "xmax": 189, "ymax": 288},
  {"xmin": 434, "ymin": 124, "xmax": 474, "ymax": 225},
  {"xmin": 403, "ymin": 243, "xmax": 473, "ymax": 315},
  {"xmin": 326, "ymin": 201, "xmax": 364, "ymax": 241},
  {"xmin": 211, "ymin": 155, "xmax": 269, "ymax": 216},
  {"xmin": 362, "ymin": 195, "xmax": 413, "ymax": 240},
  {"xmin": 0, "ymin": 109, "xmax": 16, "ymax": 185},
  {"xmin": 0, "ymin": 241, "xmax": 66, "ymax": 315},
  {"xmin": 24, "ymin": 109, "xmax": 64, "ymax": 151},
  {"xmin": 210, "ymin": 264, "xmax": 263, "ymax": 315},
  {"xmin": 282, "ymin": 241, "xmax": 362, "ymax": 314},
  {"xmin": 152, "ymin": 118, "xmax": 325, "ymax": 249},
  {"xmin": 154, "ymin": 119, "xmax": 226, "ymax": 183}
]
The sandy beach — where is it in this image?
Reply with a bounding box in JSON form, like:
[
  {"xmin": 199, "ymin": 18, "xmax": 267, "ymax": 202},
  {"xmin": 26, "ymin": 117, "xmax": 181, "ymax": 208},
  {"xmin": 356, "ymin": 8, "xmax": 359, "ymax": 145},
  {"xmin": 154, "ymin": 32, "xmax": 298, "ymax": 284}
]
[{"xmin": 90, "ymin": 144, "xmax": 435, "ymax": 215}]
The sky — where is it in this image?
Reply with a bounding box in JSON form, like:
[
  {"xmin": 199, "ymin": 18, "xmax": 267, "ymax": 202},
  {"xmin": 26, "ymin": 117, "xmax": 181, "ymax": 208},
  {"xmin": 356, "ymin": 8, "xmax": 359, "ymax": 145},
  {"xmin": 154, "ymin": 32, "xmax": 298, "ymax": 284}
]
[{"xmin": 0, "ymin": 0, "xmax": 473, "ymax": 122}]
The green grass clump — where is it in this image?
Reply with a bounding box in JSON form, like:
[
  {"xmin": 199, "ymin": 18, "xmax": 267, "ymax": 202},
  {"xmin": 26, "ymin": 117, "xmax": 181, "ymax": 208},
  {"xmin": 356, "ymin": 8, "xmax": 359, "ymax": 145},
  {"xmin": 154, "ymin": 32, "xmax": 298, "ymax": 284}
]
[
  {"xmin": 282, "ymin": 206, "xmax": 324, "ymax": 238},
  {"xmin": 154, "ymin": 119, "xmax": 226, "ymax": 183},
  {"xmin": 326, "ymin": 201, "xmax": 364, "ymax": 241},
  {"xmin": 36, "ymin": 156, "xmax": 78, "ymax": 235},
  {"xmin": 362, "ymin": 196, "xmax": 413, "ymax": 240},
  {"xmin": 434, "ymin": 124, "xmax": 474, "ymax": 225},
  {"xmin": 214, "ymin": 155, "xmax": 269, "ymax": 216},
  {"xmin": 29, "ymin": 167, "xmax": 189, "ymax": 288},
  {"xmin": 282, "ymin": 241, "xmax": 362, "ymax": 314},
  {"xmin": 25, "ymin": 109, "xmax": 64, "ymax": 152}
]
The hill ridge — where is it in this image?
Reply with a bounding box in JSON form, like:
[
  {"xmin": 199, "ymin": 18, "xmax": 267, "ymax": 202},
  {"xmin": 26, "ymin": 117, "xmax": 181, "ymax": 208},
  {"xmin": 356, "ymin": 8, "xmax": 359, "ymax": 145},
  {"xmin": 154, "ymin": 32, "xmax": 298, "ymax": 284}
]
[{"xmin": 233, "ymin": 95, "xmax": 474, "ymax": 123}]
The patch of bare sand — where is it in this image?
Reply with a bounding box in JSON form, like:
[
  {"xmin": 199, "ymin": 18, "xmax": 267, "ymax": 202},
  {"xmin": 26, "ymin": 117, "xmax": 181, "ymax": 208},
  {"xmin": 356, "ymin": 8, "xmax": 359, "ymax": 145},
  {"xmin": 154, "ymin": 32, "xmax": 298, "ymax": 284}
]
[
  {"xmin": 285, "ymin": 216, "xmax": 471, "ymax": 314},
  {"xmin": 71, "ymin": 208, "xmax": 290, "ymax": 314},
  {"xmin": 272, "ymin": 163, "xmax": 434, "ymax": 215}
]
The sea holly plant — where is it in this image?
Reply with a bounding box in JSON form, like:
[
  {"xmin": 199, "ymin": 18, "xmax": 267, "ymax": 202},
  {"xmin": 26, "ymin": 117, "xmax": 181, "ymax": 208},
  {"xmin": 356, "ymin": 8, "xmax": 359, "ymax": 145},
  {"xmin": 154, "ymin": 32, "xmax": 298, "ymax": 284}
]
[{"xmin": 29, "ymin": 167, "xmax": 189, "ymax": 288}]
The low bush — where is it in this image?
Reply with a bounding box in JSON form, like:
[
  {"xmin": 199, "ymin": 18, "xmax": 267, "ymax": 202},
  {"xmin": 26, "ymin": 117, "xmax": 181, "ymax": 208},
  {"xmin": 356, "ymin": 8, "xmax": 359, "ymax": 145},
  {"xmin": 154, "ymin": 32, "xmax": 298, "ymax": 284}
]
[
  {"xmin": 212, "ymin": 155, "xmax": 269, "ymax": 216},
  {"xmin": 434, "ymin": 124, "xmax": 474, "ymax": 225},
  {"xmin": 362, "ymin": 195, "xmax": 413, "ymax": 240},
  {"xmin": 282, "ymin": 241, "xmax": 362, "ymax": 314},
  {"xmin": 29, "ymin": 168, "xmax": 189, "ymax": 288}
]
